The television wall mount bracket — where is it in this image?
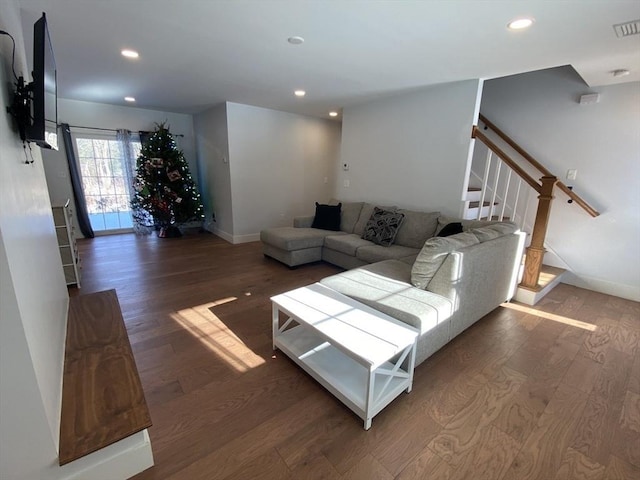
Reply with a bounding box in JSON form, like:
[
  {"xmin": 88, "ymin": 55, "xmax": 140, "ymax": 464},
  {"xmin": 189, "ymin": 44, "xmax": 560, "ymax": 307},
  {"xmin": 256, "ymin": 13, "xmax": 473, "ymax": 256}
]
[{"xmin": 6, "ymin": 76, "xmax": 34, "ymax": 142}]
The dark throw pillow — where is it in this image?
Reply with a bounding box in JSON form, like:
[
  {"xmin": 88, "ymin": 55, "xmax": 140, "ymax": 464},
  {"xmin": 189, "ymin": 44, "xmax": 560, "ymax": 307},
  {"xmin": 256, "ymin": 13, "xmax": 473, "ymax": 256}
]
[
  {"xmin": 311, "ymin": 202, "xmax": 342, "ymax": 231},
  {"xmin": 361, "ymin": 207, "xmax": 405, "ymax": 247},
  {"xmin": 437, "ymin": 222, "xmax": 463, "ymax": 237}
]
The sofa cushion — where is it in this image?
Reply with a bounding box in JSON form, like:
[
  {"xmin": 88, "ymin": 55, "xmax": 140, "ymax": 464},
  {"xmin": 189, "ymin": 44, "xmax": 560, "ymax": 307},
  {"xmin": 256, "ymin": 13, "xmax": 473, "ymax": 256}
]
[
  {"xmin": 469, "ymin": 226, "xmax": 501, "ymax": 242},
  {"xmin": 394, "ymin": 210, "xmax": 440, "ymax": 248},
  {"xmin": 410, "ymin": 231, "xmax": 480, "ymax": 289},
  {"xmin": 353, "ymin": 203, "xmax": 397, "ymax": 236},
  {"xmin": 341, "ymin": 202, "xmax": 364, "ymax": 233},
  {"xmin": 324, "ymin": 233, "xmax": 372, "ymax": 256},
  {"xmin": 293, "ymin": 215, "xmax": 315, "ymax": 228},
  {"xmin": 260, "ymin": 227, "xmax": 343, "ymax": 251},
  {"xmin": 320, "ymin": 260, "xmax": 453, "ymax": 335},
  {"xmin": 470, "ymin": 222, "xmax": 518, "ymax": 242},
  {"xmin": 311, "ymin": 202, "xmax": 341, "ymax": 231},
  {"xmin": 328, "ymin": 199, "xmax": 364, "ymax": 233},
  {"xmin": 357, "ymin": 244, "xmax": 420, "ymax": 264},
  {"xmin": 361, "ymin": 207, "xmax": 405, "ymax": 247}
]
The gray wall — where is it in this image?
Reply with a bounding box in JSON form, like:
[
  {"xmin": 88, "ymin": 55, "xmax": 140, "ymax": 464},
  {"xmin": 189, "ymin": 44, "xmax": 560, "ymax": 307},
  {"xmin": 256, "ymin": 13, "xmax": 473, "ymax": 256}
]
[
  {"xmin": 227, "ymin": 102, "xmax": 341, "ymax": 238},
  {"xmin": 194, "ymin": 101, "xmax": 341, "ymax": 243},
  {"xmin": 338, "ymin": 79, "xmax": 483, "ymax": 215},
  {"xmin": 194, "ymin": 102, "xmax": 233, "ymax": 237},
  {"xmin": 481, "ymin": 67, "xmax": 640, "ymax": 300}
]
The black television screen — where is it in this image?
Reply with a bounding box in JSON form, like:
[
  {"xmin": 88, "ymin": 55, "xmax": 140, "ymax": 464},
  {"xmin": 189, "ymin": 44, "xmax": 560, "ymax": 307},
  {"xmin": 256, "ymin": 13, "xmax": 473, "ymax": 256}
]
[{"xmin": 26, "ymin": 13, "xmax": 57, "ymax": 150}]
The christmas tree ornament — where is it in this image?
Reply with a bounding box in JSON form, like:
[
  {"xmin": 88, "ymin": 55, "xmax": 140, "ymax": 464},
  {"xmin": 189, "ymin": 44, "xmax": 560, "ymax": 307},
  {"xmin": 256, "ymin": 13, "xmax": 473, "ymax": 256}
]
[{"xmin": 167, "ymin": 170, "xmax": 182, "ymax": 182}]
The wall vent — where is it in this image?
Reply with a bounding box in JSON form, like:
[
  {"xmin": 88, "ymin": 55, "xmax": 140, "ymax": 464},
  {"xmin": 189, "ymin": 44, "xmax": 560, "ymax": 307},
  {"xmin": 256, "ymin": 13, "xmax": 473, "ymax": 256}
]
[{"xmin": 613, "ymin": 20, "xmax": 640, "ymax": 38}]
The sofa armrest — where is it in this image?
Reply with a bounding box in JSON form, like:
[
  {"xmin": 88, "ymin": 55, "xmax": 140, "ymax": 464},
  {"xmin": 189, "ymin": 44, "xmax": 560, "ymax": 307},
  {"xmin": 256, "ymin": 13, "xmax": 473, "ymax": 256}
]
[
  {"xmin": 427, "ymin": 232, "xmax": 524, "ymax": 337},
  {"xmin": 294, "ymin": 215, "xmax": 315, "ymax": 228}
]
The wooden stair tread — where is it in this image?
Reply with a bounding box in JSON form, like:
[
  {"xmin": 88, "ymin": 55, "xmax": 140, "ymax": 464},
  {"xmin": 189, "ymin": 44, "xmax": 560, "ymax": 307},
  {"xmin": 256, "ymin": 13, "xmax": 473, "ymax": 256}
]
[
  {"xmin": 518, "ymin": 264, "xmax": 567, "ymax": 293},
  {"xmin": 468, "ymin": 200, "xmax": 498, "ymax": 208},
  {"xmin": 538, "ymin": 265, "xmax": 566, "ymax": 289},
  {"xmin": 59, "ymin": 289, "xmax": 152, "ymax": 466}
]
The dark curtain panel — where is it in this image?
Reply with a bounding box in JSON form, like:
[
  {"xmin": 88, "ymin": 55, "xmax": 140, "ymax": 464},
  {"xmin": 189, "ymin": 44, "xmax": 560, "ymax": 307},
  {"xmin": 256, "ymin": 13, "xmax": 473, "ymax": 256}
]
[
  {"xmin": 61, "ymin": 123, "xmax": 94, "ymax": 238},
  {"xmin": 139, "ymin": 130, "xmax": 152, "ymax": 147}
]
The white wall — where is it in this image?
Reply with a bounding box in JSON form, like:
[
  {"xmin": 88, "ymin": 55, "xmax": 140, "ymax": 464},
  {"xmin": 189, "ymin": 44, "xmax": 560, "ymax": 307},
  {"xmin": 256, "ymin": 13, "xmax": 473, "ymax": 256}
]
[
  {"xmin": 41, "ymin": 98, "xmax": 197, "ymax": 234},
  {"xmin": 193, "ymin": 102, "xmax": 234, "ymax": 238},
  {"xmin": 481, "ymin": 66, "xmax": 640, "ymax": 301},
  {"xmin": 224, "ymin": 102, "xmax": 341, "ymax": 241},
  {"xmin": 339, "ymin": 80, "xmax": 483, "ymax": 215},
  {"xmin": 0, "ymin": 0, "xmax": 69, "ymax": 477}
]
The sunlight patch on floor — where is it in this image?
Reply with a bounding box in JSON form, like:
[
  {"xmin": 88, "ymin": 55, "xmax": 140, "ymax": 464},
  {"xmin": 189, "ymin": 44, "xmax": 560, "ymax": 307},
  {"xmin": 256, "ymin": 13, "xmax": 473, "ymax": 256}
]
[
  {"xmin": 170, "ymin": 299, "xmax": 265, "ymax": 373},
  {"xmin": 501, "ymin": 302, "xmax": 597, "ymax": 331}
]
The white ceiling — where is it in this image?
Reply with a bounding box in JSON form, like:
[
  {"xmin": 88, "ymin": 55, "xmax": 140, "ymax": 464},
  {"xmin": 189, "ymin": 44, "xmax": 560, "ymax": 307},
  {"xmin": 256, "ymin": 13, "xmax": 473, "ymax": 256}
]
[{"xmin": 16, "ymin": 0, "xmax": 640, "ymax": 119}]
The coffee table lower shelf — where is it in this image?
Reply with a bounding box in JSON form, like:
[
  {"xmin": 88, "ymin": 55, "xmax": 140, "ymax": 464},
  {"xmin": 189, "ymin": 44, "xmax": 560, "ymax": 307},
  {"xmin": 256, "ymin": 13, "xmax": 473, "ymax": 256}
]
[{"xmin": 274, "ymin": 325, "xmax": 413, "ymax": 429}]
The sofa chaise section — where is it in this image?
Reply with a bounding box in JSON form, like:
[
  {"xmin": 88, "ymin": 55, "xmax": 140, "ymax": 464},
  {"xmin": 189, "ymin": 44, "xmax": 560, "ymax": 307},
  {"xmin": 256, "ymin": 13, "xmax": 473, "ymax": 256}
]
[
  {"xmin": 320, "ymin": 260, "xmax": 453, "ymax": 365},
  {"xmin": 321, "ymin": 225, "xmax": 525, "ymax": 366},
  {"xmin": 260, "ymin": 224, "xmax": 346, "ymax": 267}
]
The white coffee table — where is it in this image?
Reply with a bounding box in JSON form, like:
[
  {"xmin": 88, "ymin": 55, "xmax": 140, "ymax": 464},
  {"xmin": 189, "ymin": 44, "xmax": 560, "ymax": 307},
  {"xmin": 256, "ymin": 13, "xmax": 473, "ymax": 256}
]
[{"xmin": 271, "ymin": 283, "xmax": 418, "ymax": 429}]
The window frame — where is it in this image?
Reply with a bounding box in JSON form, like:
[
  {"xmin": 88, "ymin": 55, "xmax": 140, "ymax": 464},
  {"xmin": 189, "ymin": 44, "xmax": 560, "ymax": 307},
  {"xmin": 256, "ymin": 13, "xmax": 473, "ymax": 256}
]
[{"xmin": 71, "ymin": 131, "xmax": 140, "ymax": 235}]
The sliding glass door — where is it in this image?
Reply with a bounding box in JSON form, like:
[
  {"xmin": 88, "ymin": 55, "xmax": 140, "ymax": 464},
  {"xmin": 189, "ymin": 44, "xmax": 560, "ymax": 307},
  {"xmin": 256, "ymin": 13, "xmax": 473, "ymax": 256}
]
[{"xmin": 74, "ymin": 134, "xmax": 141, "ymax": 233}]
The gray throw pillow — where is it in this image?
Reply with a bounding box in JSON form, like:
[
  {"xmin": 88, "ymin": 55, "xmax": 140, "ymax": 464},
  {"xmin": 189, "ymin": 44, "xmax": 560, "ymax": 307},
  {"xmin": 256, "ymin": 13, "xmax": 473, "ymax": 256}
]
[{"xmin": 361, "ymin": 207, "xmax": 405, "ymax": 247}]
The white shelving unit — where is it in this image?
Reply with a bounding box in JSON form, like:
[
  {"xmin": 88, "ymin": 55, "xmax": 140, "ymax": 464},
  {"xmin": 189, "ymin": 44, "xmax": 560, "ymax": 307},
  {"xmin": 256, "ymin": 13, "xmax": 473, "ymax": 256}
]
[
  {"xmin": 271, "ymin": 283, "xmax": 417, "ymax": 429},
  {"xmin": 52, "ymin": 199, "xmax": 81, "ymax": 287}
]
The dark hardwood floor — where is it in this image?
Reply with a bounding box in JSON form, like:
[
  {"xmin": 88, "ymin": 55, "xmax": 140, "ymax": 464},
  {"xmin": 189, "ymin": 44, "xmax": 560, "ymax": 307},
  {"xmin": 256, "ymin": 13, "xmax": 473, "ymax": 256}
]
[{"xmin": 74, "ymin": 232, "xmax": 640, "ymax": 480}]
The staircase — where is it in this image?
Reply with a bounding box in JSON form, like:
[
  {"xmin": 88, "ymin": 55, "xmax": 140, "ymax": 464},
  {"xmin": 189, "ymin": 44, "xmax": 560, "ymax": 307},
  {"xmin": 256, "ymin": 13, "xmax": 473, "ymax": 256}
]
[
  {"xmin": 463, "ymin": 186, "xmax": 566, "ymax": 305},
  {"xmin": 467, "ymin": 115, "xmax": 599, "ymax": 305}
]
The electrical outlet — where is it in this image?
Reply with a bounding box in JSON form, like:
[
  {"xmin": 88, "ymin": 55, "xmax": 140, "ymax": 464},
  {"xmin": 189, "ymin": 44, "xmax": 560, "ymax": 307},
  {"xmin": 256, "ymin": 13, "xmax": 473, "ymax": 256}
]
[{"xmin": 343, "ymin": 179, "xmax": 350, "ymax": 188}]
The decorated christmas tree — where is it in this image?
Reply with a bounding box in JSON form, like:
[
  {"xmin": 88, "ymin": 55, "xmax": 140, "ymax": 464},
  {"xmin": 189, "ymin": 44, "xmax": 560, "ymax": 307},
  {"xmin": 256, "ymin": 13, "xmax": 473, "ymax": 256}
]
[{"xmin": 131, "ymin": 123, "xmax": 204, "ymax": 237}]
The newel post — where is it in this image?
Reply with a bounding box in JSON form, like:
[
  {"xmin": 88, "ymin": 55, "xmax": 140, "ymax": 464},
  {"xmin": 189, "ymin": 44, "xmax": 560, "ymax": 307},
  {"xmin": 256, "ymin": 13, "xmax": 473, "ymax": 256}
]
[{"xmin": 521, "ymin": 175, "xmax": 557, "ymax": 290}]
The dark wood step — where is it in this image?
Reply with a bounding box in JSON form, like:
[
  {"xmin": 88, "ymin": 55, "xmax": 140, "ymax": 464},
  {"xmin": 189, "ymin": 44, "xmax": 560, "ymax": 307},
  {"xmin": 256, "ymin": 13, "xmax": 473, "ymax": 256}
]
[
  {"xmin": 468, "ymin": 201, "xmax": 498, "ymax": 208},
  {"xmin": 59, "ymin": 289, "xmax": 152, "ymax": 466}
]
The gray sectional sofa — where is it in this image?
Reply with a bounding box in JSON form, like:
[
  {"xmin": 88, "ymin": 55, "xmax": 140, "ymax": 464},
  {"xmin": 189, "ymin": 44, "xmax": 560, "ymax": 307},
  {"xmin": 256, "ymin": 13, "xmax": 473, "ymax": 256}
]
[{"xmin": 261, "ymin": 201, "xmax": 525, "ymax": 366}]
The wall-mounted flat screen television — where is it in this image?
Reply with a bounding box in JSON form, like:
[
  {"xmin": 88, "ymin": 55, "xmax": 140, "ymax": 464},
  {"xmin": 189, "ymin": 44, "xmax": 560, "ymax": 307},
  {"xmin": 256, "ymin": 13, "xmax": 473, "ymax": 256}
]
[
  {"xmin": 26, "ymin": 12, "xmax": 58, "ymax": 150},
  {"xmin": 9, "ymin": 12, "xmax": 58, "ymax": 150}
]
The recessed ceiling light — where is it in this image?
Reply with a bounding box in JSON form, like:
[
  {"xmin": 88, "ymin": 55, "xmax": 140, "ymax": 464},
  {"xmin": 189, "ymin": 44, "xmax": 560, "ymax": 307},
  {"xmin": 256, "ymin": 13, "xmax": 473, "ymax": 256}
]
[
  {"xmin": 288, "ymin": 36, "xmax": 305, "ymax": 45},
  {"xmin": 329, "ymin": 111, "xmax": 338, "ymax": 117},
  {"xmin": 121, "ymin": 49, "xmax": 139, "ymax": 58},
  {"xmin": 612, "ymin": 69, "xmax": 630, "ymax": 77},
  {"xmin": 507, "ymin": 17, "xmax": 534, "ymax": 30},
  {"xmin": 124, "ymin": 96, "xmax": 136, "ymax": 102},
  {"xmin": 294, "ymin": 90, "xmax": 306, "ymax": 97}
]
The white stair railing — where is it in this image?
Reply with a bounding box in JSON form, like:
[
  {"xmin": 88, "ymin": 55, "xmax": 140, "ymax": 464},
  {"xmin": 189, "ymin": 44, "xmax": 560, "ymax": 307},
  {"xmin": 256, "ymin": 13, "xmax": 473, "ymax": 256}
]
[{"xmin": 471, "ymin": 144, "xmax": 537, "ymax": 229}]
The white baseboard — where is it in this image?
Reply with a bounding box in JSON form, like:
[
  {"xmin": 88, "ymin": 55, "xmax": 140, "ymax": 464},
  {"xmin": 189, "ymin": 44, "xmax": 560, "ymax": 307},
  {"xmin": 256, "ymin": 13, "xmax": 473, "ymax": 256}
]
[
  {"xmin": 232, "ymin": 233, "xmax": 260, "ymax": 244},
  {"xmin": 562, "ymin": 272, "xmax": 640, "ymax": 302},
  {"xmin": 62, "ymin": 430, "xmax": 153, "ymax": 480},
  {"xmin": 209, "ymin": 227, "xmax": 234, "ymax": 244},
  {"xmin": 208, "ymin": 227, "xmax": 260, "ymax": 244}
]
